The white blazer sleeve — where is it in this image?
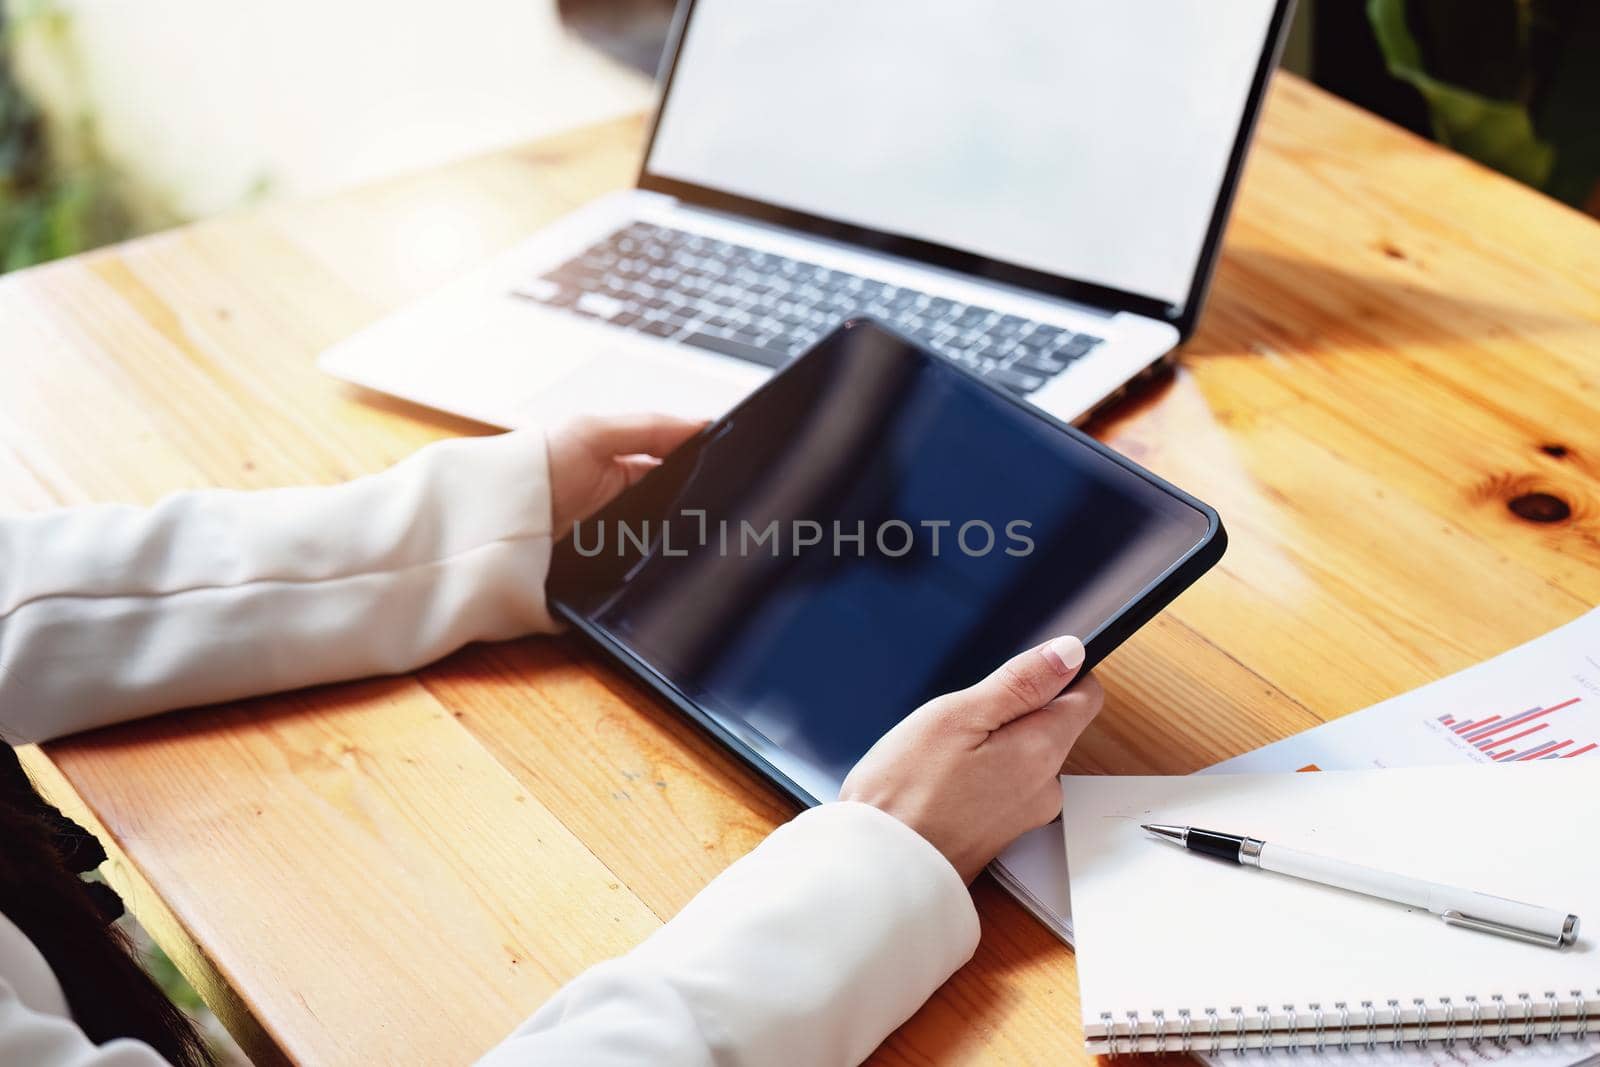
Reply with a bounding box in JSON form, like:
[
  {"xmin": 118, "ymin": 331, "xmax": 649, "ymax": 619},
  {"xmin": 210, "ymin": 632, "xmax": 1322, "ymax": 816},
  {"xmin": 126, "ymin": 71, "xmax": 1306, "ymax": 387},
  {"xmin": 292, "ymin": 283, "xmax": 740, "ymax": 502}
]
[
  {"xmin": 0, "ymin": 978, "xmax": 170, "ymax": 1067},
  {"xmin": 1, "ymin": 915, "xmax": 172, "ymax": 1067},
  {"xmin": 480, "ymin": 802, "xmax": 981, "ymax": 1067},
  {"xmin": 0, "ymin": 430, "xmax": 556, "ymax": 744}
]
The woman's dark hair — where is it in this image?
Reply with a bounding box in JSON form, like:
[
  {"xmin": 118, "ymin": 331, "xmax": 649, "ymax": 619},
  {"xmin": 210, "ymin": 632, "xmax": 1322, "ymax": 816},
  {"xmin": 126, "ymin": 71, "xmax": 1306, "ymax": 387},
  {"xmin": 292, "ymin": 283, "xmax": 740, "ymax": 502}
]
[{"xmin": 0, "ymin": 744, "xmax": 215, "ymax": 1067}]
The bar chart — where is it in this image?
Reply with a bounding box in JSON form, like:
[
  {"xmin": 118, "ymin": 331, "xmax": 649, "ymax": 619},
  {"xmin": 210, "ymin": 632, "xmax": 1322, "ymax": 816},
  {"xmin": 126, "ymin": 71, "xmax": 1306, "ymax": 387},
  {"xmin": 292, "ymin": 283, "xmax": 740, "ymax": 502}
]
[
  {"xmin": 1437, "ymin": 698, "xmax": 1597, "ymax": 761},
  {"xmin": 1214, "ymin": 612, "xmax": 1600, "ymax": 775}
]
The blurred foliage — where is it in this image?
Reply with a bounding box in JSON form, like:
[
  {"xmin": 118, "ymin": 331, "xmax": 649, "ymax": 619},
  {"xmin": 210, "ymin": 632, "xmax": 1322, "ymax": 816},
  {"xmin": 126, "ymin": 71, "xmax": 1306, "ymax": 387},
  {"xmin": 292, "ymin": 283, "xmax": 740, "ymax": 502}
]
[
  {"xmin": 138, "ymin": 935, "xmax": 209, "ymax": 1016},
  {"xmin": 1, "ymin": 2, "xmax": 135, "ymax": 273},
  {"xmin": 108, "ymin": 894, "xmax": 247, "ymax": 1064},
  {"xmin": 1368, "ymin": 0, "xmax": 1600, "ymax": 211}
]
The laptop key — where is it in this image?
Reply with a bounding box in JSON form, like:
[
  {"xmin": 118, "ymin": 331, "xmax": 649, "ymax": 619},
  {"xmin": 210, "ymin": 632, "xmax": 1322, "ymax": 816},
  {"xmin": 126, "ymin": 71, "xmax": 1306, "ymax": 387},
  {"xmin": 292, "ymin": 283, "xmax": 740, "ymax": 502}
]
[
  {"xmin": 511, "ymin": 278, "xmax": 564, "ymax": 303},
  {"xmin": 984, "ymin": 366, "xmax": 1048, "ymax": 394},
  {"xmin": 638, "ymin": 318, "xmax": 683, "ymax": 339},
  {"xmin": 1016, "ymin": 351, "xmax": 1070, "ymax": 375},
  {"xmin": 1025, "ymin": 322, "xmax": 1067, "ymax": 340},
  {"xmin": 545, "ymin": 261, "xmax": 603, "ymax": 284},
  {"xmin": 682, "ymin": 330, "xmax": 791, "ymax": 369}
]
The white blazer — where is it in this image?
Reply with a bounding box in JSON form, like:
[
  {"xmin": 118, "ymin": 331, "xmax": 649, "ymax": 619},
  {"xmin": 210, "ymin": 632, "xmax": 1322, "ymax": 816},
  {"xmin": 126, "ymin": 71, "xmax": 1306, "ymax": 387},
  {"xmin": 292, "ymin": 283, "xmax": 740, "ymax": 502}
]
[{"xmin": 0, "ymin": 430, "xmax": 980, "ymax": 1066}]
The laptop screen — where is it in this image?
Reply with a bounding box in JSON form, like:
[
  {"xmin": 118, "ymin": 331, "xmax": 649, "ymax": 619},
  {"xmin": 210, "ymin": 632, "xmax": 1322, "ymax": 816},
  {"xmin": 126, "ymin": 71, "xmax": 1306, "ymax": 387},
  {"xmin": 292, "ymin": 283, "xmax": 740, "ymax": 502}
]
[{"xmin": 644, "ymin": 0, "xmax": 1281, "ymax": 314}]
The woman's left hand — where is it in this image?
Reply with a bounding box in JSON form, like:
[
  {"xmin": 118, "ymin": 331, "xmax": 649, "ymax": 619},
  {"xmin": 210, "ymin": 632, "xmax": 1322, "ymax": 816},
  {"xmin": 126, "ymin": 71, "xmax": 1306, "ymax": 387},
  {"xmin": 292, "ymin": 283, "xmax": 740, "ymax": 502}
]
[{"xmin": 546, "ymin": 414, "xmax": 706, "ymax": 539}]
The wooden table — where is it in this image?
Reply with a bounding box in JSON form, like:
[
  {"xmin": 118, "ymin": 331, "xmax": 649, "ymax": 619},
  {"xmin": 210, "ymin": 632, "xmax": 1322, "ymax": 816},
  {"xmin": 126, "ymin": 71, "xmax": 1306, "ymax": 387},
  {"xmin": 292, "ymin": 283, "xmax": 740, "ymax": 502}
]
[{"xmin": 6, "ymin": 72, "xmax": 1600, "ymax": 1065}]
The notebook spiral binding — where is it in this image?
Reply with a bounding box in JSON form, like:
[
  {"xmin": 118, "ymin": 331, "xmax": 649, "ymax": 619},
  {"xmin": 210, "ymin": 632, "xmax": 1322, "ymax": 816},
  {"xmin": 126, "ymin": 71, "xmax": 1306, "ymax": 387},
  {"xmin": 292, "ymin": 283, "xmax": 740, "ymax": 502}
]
[{"xmin": 1095, "ymin": 989, "xmax": 1599, "ymax": 1056}]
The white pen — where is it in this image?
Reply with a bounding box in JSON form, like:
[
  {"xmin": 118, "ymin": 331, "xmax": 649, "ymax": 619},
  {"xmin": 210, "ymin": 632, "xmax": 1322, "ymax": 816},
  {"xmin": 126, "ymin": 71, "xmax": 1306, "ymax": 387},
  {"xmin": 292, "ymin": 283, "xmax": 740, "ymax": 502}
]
[{"xmin": 1142, "ymin": 823, "xmax": 1580, "ymax": 948}]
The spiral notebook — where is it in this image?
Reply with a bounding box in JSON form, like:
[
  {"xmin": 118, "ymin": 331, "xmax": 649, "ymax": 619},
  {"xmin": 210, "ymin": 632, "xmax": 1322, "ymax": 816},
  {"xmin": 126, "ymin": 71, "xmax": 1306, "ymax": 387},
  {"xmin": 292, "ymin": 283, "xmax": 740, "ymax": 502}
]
[{"xmin": 1060, "ymin": 761, "xmax": 1600, "ymax": 1055}]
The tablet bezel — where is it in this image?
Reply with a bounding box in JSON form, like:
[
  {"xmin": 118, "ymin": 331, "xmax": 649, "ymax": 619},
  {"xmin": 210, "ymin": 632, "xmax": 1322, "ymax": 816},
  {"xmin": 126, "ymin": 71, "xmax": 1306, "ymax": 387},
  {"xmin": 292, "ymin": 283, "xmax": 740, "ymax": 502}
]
[{"xmin": 549, "ymin": 319, "xmax": 1226, "ymax": 806}]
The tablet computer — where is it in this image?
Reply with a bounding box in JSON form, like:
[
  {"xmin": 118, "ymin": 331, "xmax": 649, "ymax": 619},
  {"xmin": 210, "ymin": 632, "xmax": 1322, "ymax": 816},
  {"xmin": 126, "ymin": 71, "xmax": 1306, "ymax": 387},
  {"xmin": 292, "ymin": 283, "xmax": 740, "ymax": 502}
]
[{"xmin": 549, "ymin": 319, "xmax": 1225, "ymax": 804}]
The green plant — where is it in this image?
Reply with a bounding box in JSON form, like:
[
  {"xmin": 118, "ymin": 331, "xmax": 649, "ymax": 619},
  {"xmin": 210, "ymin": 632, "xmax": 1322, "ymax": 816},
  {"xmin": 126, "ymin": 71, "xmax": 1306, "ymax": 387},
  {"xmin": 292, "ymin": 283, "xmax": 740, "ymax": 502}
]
[
  {"xmin": 1368, "ymin": 0, "xmax": 1600, "ymax": 211},
  {"xmin": 1, "ymin": 3, "xmax": 134, "ymax": 272}
]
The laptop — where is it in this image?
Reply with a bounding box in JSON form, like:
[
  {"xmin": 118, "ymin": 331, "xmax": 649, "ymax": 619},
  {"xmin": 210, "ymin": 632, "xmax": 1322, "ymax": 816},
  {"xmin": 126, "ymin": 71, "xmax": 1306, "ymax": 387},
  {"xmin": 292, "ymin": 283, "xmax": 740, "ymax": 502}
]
[{"xmin": 320, "ymin": 0, "xmax": 1294, "ymax": 429}]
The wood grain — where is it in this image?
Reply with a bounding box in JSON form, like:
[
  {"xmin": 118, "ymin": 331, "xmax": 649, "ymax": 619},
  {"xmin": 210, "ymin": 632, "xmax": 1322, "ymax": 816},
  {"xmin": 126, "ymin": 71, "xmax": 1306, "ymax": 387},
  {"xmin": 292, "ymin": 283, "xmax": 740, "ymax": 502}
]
[{"xmin": 3, "ymin": 73, "xmax": 1599, "ymax": 1064}]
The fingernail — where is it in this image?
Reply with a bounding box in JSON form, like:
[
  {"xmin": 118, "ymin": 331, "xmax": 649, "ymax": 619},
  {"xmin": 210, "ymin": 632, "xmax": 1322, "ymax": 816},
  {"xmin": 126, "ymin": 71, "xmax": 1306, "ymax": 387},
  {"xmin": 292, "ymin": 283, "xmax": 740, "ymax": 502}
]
[{"xmin": 1040, "ymin": 635, "xmax": 1085, "ymax": 674}]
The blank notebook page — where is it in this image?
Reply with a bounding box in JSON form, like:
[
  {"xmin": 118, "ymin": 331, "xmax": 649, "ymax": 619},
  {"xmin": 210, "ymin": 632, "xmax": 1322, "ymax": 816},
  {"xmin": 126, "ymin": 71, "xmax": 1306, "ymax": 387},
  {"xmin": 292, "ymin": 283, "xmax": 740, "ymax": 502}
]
[{"xmin": 1061, "ymin": 762, "xmax": 1599, "ymax": 1045}]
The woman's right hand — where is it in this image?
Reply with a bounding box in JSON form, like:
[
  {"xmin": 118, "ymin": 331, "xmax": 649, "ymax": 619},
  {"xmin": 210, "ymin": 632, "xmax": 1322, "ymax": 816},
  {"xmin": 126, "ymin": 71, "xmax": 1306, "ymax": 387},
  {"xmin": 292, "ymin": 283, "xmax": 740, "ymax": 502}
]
[{"xmin": 839, "ymin": 636, "xmax": 1103, "ymax": 883}]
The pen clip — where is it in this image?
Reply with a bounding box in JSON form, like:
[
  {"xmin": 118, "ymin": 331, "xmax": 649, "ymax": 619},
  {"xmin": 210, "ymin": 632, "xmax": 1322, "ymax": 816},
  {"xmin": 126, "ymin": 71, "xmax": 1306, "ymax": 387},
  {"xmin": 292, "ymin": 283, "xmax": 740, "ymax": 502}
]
[{"xmin": 1439, "ymin": 909, "xmax": 1567, "ymax": 949}]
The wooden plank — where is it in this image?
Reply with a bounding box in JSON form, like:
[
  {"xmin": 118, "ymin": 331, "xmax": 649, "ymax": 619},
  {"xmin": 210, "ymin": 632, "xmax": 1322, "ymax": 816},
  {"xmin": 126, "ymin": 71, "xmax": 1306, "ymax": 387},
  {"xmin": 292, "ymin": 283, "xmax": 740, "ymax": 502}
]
[
  {"xmin": 34, "ymin": 679, "xmax": 663, "ymax": 1065},
  {"xmin": 20, "ymin": 746, "xmax": 295, "ymax": 1067}
]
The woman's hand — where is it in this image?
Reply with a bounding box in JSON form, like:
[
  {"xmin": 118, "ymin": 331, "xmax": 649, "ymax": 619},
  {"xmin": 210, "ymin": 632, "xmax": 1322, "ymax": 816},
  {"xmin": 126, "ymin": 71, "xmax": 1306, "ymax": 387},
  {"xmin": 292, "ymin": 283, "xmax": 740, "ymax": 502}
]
[
  {"xmin": 840, "ymin": 636, "xmax": 1103, "ymax": 883},
  {"xmin": 546, "ymin": 414, "xmax": 707, "ymax": 539}
]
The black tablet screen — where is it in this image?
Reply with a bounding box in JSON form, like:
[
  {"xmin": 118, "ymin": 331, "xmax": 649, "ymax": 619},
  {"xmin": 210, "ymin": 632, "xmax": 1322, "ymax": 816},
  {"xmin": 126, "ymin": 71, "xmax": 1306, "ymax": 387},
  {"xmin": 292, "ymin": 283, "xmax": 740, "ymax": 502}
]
[{"xmin": 549, "ymin": 322, "xmax": 1214, "ymax": 800}]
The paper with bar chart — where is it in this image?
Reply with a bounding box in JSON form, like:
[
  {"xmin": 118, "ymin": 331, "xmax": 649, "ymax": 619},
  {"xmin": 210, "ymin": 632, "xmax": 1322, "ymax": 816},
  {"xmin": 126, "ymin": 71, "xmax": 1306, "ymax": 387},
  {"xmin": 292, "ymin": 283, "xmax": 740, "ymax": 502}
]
[{"xmin": 1214, "ymin": 608, "xmax": 1600, "ymax": 774}]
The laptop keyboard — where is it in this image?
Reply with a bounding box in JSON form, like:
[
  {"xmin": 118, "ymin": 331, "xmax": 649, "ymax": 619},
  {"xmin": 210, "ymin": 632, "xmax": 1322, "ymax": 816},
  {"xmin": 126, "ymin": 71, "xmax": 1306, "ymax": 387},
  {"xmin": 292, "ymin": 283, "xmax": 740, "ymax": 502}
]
[{"xmin": 511, "ymin": 221, "xmax": 1104, "ymax": 397}]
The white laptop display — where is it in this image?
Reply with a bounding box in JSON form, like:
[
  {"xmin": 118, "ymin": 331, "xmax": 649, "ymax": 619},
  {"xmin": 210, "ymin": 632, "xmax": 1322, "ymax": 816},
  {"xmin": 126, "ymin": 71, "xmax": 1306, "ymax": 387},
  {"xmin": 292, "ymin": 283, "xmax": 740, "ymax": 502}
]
[{"xmin": 320, "ymin": 0, "xmax": 1293, "ymax": 429}]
